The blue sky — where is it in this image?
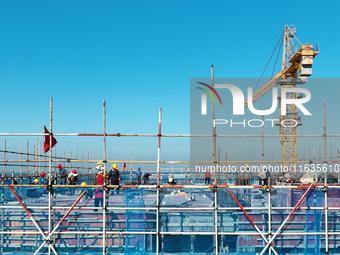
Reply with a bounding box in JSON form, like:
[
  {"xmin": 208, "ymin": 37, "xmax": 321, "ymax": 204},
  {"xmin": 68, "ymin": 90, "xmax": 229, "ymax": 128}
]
[{"xmin": 0, "ymin": 1, "xmax": 339, "ymax": 166}]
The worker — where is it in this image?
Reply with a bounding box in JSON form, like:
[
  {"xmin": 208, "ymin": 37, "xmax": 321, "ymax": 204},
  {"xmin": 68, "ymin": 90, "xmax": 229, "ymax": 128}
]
[
  {"xmin": 284, "ymin": 171, "xmax": 292, "ymax": 185},
  {"xmin": 67, "ymin": 169, "xmax": 78, "ymax": 195},
  {"xmin": 96, "ymin": 161, "xmax": 109, "ymax": 185},
  {"xmin": 96, "ymin": 161, "xmax": 105, "ymax": 185},
  {"xmin": 240, "ymin": 164, "xmax": 251, "ymax": 185},
  {"xmin": 94, "ymin": 188, "xmax": 103, "ymax": 212},
  {"xmin": 31, "ymin": 179, "xmax": 39, "ymax": 185},
  {"xmin": 109, "ymin": 164, "xmax": 120, "ymax": 186},
  {"xmin": 167, "ymin": 175, "xmax": 176, "ymax": 185},
  {"xmin": 143, "ymin": 173, "xmax": 152, "ymax": 184},
  {"xmin": 261, "ymin": 166, "xmax": 271, "ymax": 186},
  {"xmin": 57, "ymin": 164, "xmax": 67, "ymax": 185},
  {"xmin": 109, "ymin": 164, "xmax": 120, "ymax": 194},
  {"xmin": 81, "ymin": 182, "xmax": 93, "ymax": 200},
  {"xmin": 44, "ymin": 174, "xmax": 55, "ymax": 185},
  {"xmin": 205, "ymin": 169, "xmax": 211, "ymax": 185},
  {"xmin": 27, "ymin": 179, "xmax": 41, "ymax": 198},
  {"xmin": 136, "ymin": 167, "xmax": 142, "ymax": 185},
  {"xmin": 68, "ymin": 169, "xmax": 79, "ymax": 185}
]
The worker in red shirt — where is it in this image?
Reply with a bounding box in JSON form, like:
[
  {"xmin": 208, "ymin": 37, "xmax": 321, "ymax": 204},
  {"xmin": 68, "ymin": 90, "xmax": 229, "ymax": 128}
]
[{"xmin": 205, "ymin": 170, "xmax": 211, "ymax": 185}]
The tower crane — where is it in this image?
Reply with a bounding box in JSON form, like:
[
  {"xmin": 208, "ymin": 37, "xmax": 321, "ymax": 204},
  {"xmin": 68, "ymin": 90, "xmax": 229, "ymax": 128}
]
[{"xmin": 244, "ymin": 25, "xmax": 319, "ymax": 167}]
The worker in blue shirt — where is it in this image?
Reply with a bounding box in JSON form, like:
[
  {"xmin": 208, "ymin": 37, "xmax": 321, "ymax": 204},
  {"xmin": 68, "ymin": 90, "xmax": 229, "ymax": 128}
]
[{"xmin": 136, "ymin": 167, "xmax": 142, "ymax": 185}]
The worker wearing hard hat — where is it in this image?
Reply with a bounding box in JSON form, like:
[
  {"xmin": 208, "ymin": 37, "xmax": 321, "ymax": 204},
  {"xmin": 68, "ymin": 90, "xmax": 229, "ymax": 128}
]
[
  {"xmin": 143, "ymin": 173, "xmax": 152, "ymax": 185},
  {"xmin": 136, "ymin": 167, "xmax": 142, "ymax": 185},
  {"xmin": 109, "ymin": 164, "xmax": 120, "ymax": 186},
  {"xmin": 108, "ymin": 164, "xmax": 120, "ymax": 194},
  {"xmin": 27, "ymin": 179, "xmax": 41, "ymax": 198},
  {"xmin": 96, "ymin": 161, "xmax": 105, "ymax": 185},
  {"xmin": 57, "ymin": 164, "xmax": 68, "ymax": 185},
  {"xmin": 80, "ymin": 182, "xmax": 94, "ymax": 200},
  {"xmin": 31, "ymin": 179, "xmax": 39, "ymax": 185},
  {"xmin": 167, "ymin": 175, "xmax": 176, "ymax": 185},
  {"xmin": 67, "ymin": 169, "xmax": 79, "ymax": 195}
]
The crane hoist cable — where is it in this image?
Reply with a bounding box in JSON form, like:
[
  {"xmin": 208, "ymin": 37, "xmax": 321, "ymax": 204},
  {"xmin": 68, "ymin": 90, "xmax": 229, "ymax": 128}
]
[
  {"xmin": 257, "ymin": 35, "xmax": 285, "ymax": 103},
  {"xmin": 254, "ymin": 31, "xmax": 284, "ymax": 92},
  {"xmin": 271, "ymin": 34, "xmax": 284, "ymax": 79}
]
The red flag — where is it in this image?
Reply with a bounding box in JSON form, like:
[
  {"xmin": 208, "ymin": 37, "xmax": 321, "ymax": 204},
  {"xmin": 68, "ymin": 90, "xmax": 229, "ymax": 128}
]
[
  {"xmin": 43, "ymin": 125, "xmax": 57, "ymax": 153},
  {"xmin": 123, "ymin": 162, "xmax": 127, "ymax": 172}
]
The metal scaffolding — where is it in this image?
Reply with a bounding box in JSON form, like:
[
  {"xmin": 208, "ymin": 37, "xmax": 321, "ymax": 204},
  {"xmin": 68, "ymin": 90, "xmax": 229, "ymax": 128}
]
[{"xmin": 0, "ymin": 98, "xmax": 339, "ymax": 254}]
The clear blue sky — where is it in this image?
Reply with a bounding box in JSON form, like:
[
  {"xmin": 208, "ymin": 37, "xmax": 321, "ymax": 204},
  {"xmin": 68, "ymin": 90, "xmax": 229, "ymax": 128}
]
[{"xmin": 0, "ymin": 1, "xmax": 339, "ymax": 165}]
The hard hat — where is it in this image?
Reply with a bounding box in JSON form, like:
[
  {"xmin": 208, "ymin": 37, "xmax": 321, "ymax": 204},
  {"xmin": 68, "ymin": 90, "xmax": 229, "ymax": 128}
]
[
  {"xmin": 72, "ymin": 169, "xmax": 77, "ymax": 174},
  {"xmin": 245, "ymin": 164, "xmax": 249, "ymax": 167},
  {"xmin": 96, "ymin": 161, "xmax": 104, "ymax": 167},
  {"xmin": 41, "ymin": 172, "xmax": 46, "ymax": 177},
  {"xmin": 138, "ymin": 167, "xmax": 141, "ymax": 170},
  {"xmin": 112, "ymin": 164, "xmax": 117, "ymax": 169},
  {"xmin": 149, "ymin": 173, "xmax": 152, "ymax": 176},
  {"xmin": 57, "ymin": 164, "xmax": 62, "ymax": 168},
  {"xmin": 96, "ymin": 161, "xmax": 104, "ymax": 170},
  {"xmin": 34, "ymin": 179, "xmax": 39, "ymax": 183},
  {"xmin": 81, "ymin": 182, "xmax": 86, "ymax": 186}
]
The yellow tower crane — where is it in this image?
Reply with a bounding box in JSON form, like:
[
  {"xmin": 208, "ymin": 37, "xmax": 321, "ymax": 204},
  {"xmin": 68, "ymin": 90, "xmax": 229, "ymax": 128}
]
[{"xmin": 244, "ymin": 25, "xmax": 319, "ymax": 168}]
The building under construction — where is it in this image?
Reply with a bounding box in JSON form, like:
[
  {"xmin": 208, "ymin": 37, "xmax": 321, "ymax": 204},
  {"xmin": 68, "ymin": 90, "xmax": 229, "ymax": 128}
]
[{"xmin": 1, "ymin": 25, "xmax": 340, "ymax": 255}]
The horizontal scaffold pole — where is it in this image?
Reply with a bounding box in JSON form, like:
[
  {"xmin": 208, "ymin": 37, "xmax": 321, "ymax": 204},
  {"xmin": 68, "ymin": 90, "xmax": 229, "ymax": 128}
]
[
  {"xmin": 1, "ymin": 132, "xmax": 340, "ymax": 137},
  {"xmin": 0, "ymin": 159, "xmax": 311, "ymax": 164}
]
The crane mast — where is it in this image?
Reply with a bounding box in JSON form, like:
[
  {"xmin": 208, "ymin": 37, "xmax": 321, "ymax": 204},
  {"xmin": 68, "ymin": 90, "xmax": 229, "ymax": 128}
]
[{"xmin": 245, "ymin": 25, "xmax": 319, "ymax": 168}]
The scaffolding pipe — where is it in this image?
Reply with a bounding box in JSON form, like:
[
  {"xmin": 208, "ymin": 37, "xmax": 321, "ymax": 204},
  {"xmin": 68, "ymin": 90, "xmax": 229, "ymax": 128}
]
[
  {"xmin": 34, "ymin": 190, "xmax": 86, "ymax": 255},
  {"xmin": 2, "ymin": 133, "xmax": 340, "ymax": 137},
  {"xmin": 0, "ymin": 231, "xmax": 330, "ymax": 236},
  {"xmin": 228, "ymin": 190, "xmax": 278, "ymax": 255},
  {"xmin": 156, "ymin": 188, "xmax": 160, "ymax": 255},
  {"xmin": 103, "ymin": 99, "xmax": 107, "ymax": 255},
  {"xmin": 20, "ymin": 143, "xmax": 22, "ymax": 184},
  {"xmin": 0, "ymin": 159, "xmax": 316, "ymax": 164},
  {"xmin": 212, "ymin": 65, "xmax": 217, "ymax": 187},
  {"xmin": 7, "ymin": 184, "xmax": 58, "ymax": 255},
  {"xmin": 0, "ymin": 205, "xmax": 330, "ymax": 210},
  {"xmin": 259, "ymin": 183, "xmax": 315, "ymax": 255},
  {"xmin": 324, "ymin": 102, "xmax": 329, "ymax": 254},
  {"xmin": 48, "ymin": 97, "xmax": 53, "ymax": 255},
  {"xmin": 268, "ymin": 189, "xmax": 272, "ymax": 255},
  {"xmin": 157, "ymin": 108, "xmax": 162, "ymax": 186},
  {"xmin": 214, "ymin": 190, "xmax": 218, "ymax": 255}
]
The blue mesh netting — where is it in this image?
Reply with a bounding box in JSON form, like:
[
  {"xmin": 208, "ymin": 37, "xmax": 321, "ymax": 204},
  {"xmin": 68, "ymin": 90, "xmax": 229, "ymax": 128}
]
[
  {"xmin": 1, "ymin": 186, "xmax": 340, "ymax": 254},
  {"xmin": 304, "ymin": 190, "xmax": 323, "ymax": 255},
  {"xmin": 124, "ymin": 188, "xmax": 145, "ymax": 255}
]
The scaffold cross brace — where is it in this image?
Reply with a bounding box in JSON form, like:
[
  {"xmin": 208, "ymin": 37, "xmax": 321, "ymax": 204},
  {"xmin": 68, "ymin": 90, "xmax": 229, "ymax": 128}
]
[{"xmin": 7, "ymin": 184, "xmax": 59, "ymax": 255}]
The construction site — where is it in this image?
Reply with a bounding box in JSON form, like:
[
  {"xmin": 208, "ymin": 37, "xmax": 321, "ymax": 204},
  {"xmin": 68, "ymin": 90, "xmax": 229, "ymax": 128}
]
[{"xmin": 1, "ymin": 25, "xmax": 339, "ymax": 255}]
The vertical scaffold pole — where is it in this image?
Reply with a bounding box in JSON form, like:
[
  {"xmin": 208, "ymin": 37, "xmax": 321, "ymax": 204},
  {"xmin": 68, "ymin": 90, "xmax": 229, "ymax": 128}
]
[
  {"xmin": 268, "ymin": 190, "xmax": 272, "ymax": 255},
  {"xmin": 48, "ymin": 97, "xmax": 53, "ymax": 255},
  {"xmin": 3, "ymin": 140, "xmax": 6, "ymax": 182},
  {"xmin": 214, "ymin": 190, "xmax": 218, "ymax": 255},
  {"xmin": 156, "ymin": 107, "xmax": 162, "ymax": 255},
  {"xmin": 212, "ymin": 65, "xmax": 217, "ymax": 186},
  {"xmin": 1, "ymin": 140, "xmax": 4, "ymax": 254},
  {"xmin": 20, "ymin": 143, "xmax": 22, "ymax": 184},
  {"xmin": 324, "ymin": 102, "xmax": 328, "ymax": 254},
  {"xmin": 103, "ymin": 99, "xmax": 107, "ymax": 255},
  {"xmin": 36, "ymin": 138, "xmax": 38, "ymax": 176},
  {"xmin": 27, "ymin": 140, "xmax": 29, "ymax": 177},
  {"xmin": 157, "ymin": 107, "xmax": 162, "ymax": 186}
]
